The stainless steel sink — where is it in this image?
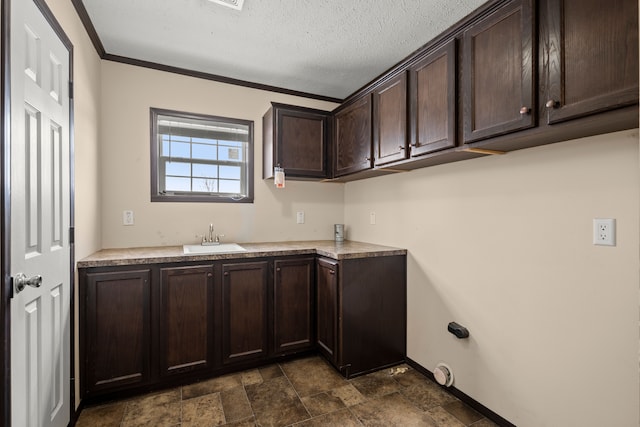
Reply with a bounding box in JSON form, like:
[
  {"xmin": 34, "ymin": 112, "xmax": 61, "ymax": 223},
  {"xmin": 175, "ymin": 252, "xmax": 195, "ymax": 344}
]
[{"xmin": 183, "ymin": 243, "xmax": 247, "ymax": 254}]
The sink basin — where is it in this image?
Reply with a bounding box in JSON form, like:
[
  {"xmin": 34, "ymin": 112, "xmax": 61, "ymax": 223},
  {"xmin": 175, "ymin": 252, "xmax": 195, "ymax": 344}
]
[{"xmin": 183, "ymin": 243, "xmax": 247, "ymax": 254}]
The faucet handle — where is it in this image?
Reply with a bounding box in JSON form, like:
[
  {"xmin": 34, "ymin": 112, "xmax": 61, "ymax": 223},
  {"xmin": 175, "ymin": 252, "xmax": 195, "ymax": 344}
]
[{"xmin": 215, "ymin": 234, "xmax": 225, "ymax": 243}]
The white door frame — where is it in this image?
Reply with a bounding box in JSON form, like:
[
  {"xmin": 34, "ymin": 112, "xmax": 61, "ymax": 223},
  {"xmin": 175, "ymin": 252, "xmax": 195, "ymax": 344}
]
[{"xmin": 0, "ymin": 0, "xmax": 75, "ymax": 424}]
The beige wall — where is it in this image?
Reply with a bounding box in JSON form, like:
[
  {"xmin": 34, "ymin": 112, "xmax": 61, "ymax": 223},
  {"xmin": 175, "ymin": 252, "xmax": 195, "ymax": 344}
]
[
  {"xmin": 45, "ymin": 0, "xmax": 102, "ymax": 260},
  {"xmin": 344, "ymin": 130, "xmax": 640, "ymax": 426},
  {"xmin": 100, "ymin": 61, "xmax": 343, "ymax": 248}
]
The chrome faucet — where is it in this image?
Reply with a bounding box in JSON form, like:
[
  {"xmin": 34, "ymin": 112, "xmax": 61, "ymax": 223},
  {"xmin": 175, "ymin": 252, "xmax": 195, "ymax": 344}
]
[{"xmin": 200, "ymin": 224, "xmax": 224, "ymax": 245}]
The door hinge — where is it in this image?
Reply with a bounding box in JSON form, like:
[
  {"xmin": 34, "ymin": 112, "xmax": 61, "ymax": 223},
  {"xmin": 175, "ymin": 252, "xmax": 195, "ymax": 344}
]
[
  {"xmin": 69, "ymin": 81, "xmax": 74, "ymax": 99},
  {"xmin": 69, "ymin": 227, "xmax": 75, "ymax": 244}
]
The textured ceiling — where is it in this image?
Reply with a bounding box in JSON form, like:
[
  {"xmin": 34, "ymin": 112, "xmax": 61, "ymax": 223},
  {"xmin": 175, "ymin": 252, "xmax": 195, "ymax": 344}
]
[{"xmin": 81, "ymin": 0, "xmax": 487, "ymax": 100}]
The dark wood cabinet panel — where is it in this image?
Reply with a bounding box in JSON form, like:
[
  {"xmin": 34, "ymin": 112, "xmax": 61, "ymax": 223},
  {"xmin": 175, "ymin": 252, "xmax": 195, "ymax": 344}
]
[
  {"xmin": 542, "ymin": 0, "xmax": 639, "ymax": 124},
  {"xmin": 317, "ymin": 256, "xmax": 406, "ymax": 378},
  {"xmin": 83, "ymin": 269, "xmax": 151, "ymax": 395},
  {"xmin": 221, "ymin": 261, "xmax": 269, "ymax": 365},
  {"xmin": 263, "ymin": 103, "xmax": 330, "ymax": 179},
  {"xmin": 159, "ymin": 265, "xmax": 214, "ymax": 377},
  {"xmin": 340, "ymin": 256, "xmax": 406, "ymax": 377},
  {"xmin": 373, "ymin": 73, "xmax": 409, "ymax": 166},
  {"xmin": 272, "ymin": 258, "xmax": 315, "ymax": 356},
  {"xmin": 409, "ymin": 40, "xmax": 457, "ymax": 156},
  {"xmin": 316, "ymin": 258, "xmax": 338, "ymax": 365},
  {"xmin": 462, "ymin": 0, "xmax": 535, "ymax": 143},
  {"xmin": 334, "ymin": 95, "xmax": 373, "ymax": 176}
]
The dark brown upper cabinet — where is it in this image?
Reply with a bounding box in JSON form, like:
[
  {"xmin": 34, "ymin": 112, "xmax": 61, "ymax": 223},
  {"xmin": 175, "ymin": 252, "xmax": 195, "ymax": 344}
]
[
  {"xmin": 408, "ymin": 39, "xmax": 457, "ymax": 156},
  {"xmin": 263, "ymin": 103, "xmax": 331, "ymax": 180},
  {"xmin": 372, "ymin": 72, "xmax": 409, "ymax": 166},
  {"xmin": 333, "ymin": 95, "xmax": 373, "ymax": 177},
  {"xmin": 159, "ymin": 265, "xmax": 215, "ymax": 378},
  {"xmin": 541, "ymin": 0, "xmax": 639, "ymax": 124},
  {"xmin": 462, "ymin": 0, "xmax": 535, "ymax": 143}
]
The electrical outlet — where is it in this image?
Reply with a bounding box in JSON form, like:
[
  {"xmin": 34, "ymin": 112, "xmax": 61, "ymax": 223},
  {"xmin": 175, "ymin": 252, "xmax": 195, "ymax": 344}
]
[
  {"xmin": 296, "ymin": 211, "xmax": 305, "ymax": 224},
  {"xmin": 369, "ymin": 212, "xmax": 376, "ymax": 225},
  {"xmin": 123, "ymin": 210, "xmax": 134, "ymax": 226},
  {"xmin": 593, "ymin": 218, "xmax": 615, "ymax": 246}
]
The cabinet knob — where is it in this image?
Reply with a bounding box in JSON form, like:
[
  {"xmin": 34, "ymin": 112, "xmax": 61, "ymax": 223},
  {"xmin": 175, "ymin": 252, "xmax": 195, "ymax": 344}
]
[
  {"xmin": 224, "ymin": 272, "xmax": 229, "ymax": 276},
  {"xmin": 545, "ymin": 100, "xmax": 557, "ymax": 109},
  {"xmin": 519, "ymin": 106, "xmax": 530, "ymax": 115},
  {"xmin": 207, "ymin": 273, "xmax": 212, "ymax": 278},
  {"xmin": 410, "ymin": 142, "xmax": 419, "ymax": 148},
  {"xmin": 329, "ymin": 270, "xmax": 335, "ymax": 275},
  {"xmin": 276, "ymin": 267, "xmax": 281, "ymax": 272},
  {"xmin": 399, "ymin": 145, "xmax": 406, "ymax": 150},
  {"xmin": 365, "ymin": 157, "xmax": 371, "ymax": 161}
]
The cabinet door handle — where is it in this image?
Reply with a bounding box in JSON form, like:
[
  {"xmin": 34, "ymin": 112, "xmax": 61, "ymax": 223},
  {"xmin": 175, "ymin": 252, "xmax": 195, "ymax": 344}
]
[
  {"xmin": 545, "ymin": 100, "xmax": 557, "ymax": 109},
  {"xmin": 224, "ymin": 272, "xmax": 229, "ymax": 276},
  {"xmin": 276, "ymin": 267, "xmax": 281, "ymax": 272},
  {"xmin": 329, "ymin": 270, "xmax": 335, "ymax": 275},
  {"xmin": 365, "ymin": 157, "xmax": 371, "ymax": 161},
  {"xmin": 519, "ymin": 106, "xmax": 531, "ymax": 115},
  {"xmin": 207, "ymin": 273, "xmax": 213, "ymax": 278},
  {"xmin": 399, "ymin": 145, "xmax": 406, "ymax": 150}
]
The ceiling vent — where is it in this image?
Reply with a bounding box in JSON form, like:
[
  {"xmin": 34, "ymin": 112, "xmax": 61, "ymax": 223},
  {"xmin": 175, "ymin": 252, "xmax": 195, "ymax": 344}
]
[{"xmin": 208, "ymin": 0, "xmax": 244, "ymax": 10}]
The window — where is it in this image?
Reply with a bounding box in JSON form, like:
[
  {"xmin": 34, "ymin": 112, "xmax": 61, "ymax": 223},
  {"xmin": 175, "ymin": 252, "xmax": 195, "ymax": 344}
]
[{"xmin": 151, "ymin": 108, "xmax": 254, "ymax": 203}]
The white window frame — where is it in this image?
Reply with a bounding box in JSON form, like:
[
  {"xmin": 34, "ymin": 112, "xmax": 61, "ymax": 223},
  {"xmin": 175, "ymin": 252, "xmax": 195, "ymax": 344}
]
[{"xmin": 150, "ymin": 108, "xmax": 254, "ymax": 203}]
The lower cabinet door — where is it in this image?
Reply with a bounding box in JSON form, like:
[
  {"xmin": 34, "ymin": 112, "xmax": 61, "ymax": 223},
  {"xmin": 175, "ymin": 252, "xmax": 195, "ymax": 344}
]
[
  {"xmin": 159, "ymin": 264, "xmax": 215, "ymax": 377},
  {"xmin": 84, "ymin": 269, "xmax": 151, "ymax": 395},
  {"xmin": 272, "ymin": 257, "xmax": 315, "ymax": 356},
  {"xmin": 316, "ymin": 258, "xmax": 339, "ymax": 366},
  {"xmin": 221, "ymin": 261, "xmax": 269, "ymax": 364}
]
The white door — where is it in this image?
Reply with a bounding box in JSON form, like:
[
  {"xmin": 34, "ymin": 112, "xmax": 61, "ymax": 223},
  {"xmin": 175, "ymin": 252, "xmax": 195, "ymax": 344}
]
[{"xmin": 9, "ymin": 0, "xmax": 71, "ymax": 425}]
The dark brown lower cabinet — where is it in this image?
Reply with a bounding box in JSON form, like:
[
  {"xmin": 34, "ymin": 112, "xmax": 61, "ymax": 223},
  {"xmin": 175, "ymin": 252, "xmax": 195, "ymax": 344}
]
[
  {"xmin": 221, "ymin": 261, "xmax": 269, "ymax": 365},
  {"xmin": 317, "ymin": 256, "xmax": 406, "ymax": 378},
  {"xmin": 82, "ymin": 268, "xmax": 151, "ymax": 396},
  {"xmin": 273, "ymin": 257, "xmax": 315, "ymax": 356},
  {"xmin": 316, "ymin": 258, "xmax": 339, "ymax": 365},
  {"xmin": 159, "ymin": 264, "xmax": 215, "ymax": 378},
  {"xmin": 80, "ymin": 253, "xmax": 406, "ymax": 399}
]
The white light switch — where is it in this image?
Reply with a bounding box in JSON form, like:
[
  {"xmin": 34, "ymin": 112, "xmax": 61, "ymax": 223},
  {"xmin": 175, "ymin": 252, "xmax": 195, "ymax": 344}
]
[{"xmin": 296, "ymin": 211, "xmax": 305, "ymax": 224}]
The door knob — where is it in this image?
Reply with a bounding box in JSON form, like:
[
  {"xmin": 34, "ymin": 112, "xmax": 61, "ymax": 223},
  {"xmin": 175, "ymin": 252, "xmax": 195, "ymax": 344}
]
[{"xmin": 13, "ymin": 273, "xmax": 42, "ymax": 294}]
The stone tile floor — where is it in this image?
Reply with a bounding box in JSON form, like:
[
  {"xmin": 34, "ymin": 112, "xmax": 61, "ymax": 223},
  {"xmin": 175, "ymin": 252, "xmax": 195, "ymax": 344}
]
[{"xmin": 76, "ymin": 356, "xmax": 499, "ymax": 427}]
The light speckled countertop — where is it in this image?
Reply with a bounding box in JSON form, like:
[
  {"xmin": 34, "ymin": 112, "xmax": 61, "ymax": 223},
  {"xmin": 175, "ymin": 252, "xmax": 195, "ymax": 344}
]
[{"xmin": 77, "ymin": 240, "xmax": 407, "ymax": 268}]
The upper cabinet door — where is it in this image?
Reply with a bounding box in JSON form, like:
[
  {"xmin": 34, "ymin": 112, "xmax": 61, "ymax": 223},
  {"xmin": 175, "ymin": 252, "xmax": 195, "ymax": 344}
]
[
  {"xmin": 334, "ymin": 95, "xmax": 373, "ymax": 177},
  {"xmin": 263, "ymin": 103, "xmax": 330, "ymax": 180},
  {"xmin": 462, "ymin": 0, "xmax": 535, "ymax": 143},
  {"xmin": 542, "ymin": 0, "xmax": 639, "ymax": 124},
  {"xmin": 373, "ymin": 72, "xmax": 408, "ymax": 166},
  {"xmin": 409, "ymin": 39, "xmax": 457, "ymax": 156}
]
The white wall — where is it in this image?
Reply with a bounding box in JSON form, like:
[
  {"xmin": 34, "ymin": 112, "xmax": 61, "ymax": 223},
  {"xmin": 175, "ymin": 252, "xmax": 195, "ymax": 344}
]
[
  {"xmin": 344, "ymin": 130, "xmax": 640, "ymax": 426},
  {"xmin": 100, "ymin": 61, "xmax": 343, "ymax": 248}
]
